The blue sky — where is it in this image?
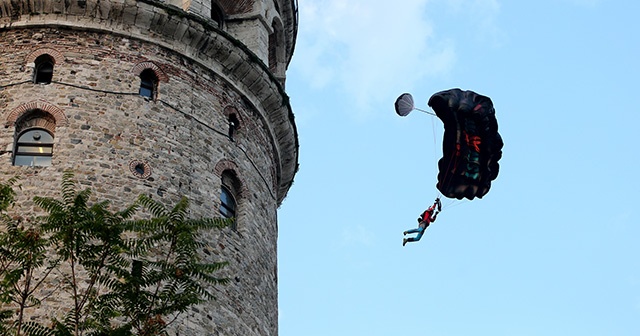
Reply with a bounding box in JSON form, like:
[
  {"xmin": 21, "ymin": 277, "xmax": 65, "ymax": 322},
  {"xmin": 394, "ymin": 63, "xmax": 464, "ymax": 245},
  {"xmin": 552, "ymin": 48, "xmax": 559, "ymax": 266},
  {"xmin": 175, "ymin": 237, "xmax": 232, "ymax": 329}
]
[{"xmin": 278, "ymin": 1, "xmax": 640, "ymax": 335}]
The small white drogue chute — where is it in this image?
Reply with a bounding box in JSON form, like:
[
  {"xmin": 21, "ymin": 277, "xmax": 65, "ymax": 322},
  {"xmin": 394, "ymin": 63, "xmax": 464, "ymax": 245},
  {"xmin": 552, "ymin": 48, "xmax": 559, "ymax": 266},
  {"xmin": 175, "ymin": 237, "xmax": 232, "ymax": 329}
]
[{"xmin": 394, "ymin": 93, "xmax": 435, "ymax": 116}]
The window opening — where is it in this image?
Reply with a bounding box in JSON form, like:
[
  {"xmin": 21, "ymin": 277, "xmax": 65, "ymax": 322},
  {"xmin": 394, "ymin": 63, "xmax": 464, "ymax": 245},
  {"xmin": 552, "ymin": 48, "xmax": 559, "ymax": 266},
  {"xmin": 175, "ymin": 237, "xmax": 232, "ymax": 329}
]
[
  {"xmin": 13, "ymin": 128, "xmax": 54, "ymax": 166},
  {"xmin": 139, "ymin": 69, "xmax": 158, "ymax": 98},
  {"xmin": 211, "ymin": 2, "xmax": 224, "ymax": 28},
  {"xmin": 268, "ymin": 33, "xmax": 277, "ymax": 72},
  {"xmin": 34, "ymin": 55, "xmax": 54, "ymax": 84},
  {"xmin": 274, "ymin": 0, "xmax": 280, "ymax": 14},
  {"xmin": 228, "ymin": 113, "xmax": 239, "ymax": 141},
  {"xmin": 220, "ymin": 185, "xmax": 236, "ymax": 219},
  {"xmin": 129, "ymin": 160, "xmax": 152, "ymax": 179},
  {"xmin": 220, "ymin": 169, "xmax": 242, "ymax": 231},
  {"xmin": 135, "ymin": 163, "xmax": 145, "ymax": 175}
]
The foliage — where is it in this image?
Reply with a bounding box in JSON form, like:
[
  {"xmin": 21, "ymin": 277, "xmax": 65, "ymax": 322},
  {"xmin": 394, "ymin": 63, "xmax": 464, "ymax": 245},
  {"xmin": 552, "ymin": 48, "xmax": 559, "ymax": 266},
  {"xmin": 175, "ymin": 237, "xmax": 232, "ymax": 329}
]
[
  {"xmin": 0, "ymin": 176, "xmax": 18, "ymax": 213},
  {"xmin": 113, "ymin": 194, "xmax": 230, "ymax": 334},
  {"xmin": 0, "ymin": 172, "xmax": 232, "ymax": 335},
  {"xmin": 0, "ymin": 218, "xmax": 55, "ymax": 336}
]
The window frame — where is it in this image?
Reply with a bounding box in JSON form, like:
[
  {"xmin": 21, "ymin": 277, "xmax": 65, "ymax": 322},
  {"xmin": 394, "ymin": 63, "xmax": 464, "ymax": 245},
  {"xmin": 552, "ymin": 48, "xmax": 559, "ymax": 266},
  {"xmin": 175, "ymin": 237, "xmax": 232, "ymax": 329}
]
[
  {"xmin": 211, "ymin": 1, "xmax": 224, "ymax": 28},
  {"xmin": 139, "ymin": 68, "xmax": 158, "ymax": 99},
  {"xmin": 220, "ymin": 185, "xmax": 236, "ymax": 218},
  {"xmin": 13, "ymin": 128, "xmax": 54, "ymax": 167},
  {"xmin": 34, "ymin": 54, "xmax": 54, "ymax": 84}
]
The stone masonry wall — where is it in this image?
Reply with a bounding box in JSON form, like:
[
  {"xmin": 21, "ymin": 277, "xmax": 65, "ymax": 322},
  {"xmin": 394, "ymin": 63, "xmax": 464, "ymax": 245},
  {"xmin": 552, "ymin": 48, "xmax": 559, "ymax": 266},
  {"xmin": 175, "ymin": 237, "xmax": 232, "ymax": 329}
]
[
  {"xmin": 0, "ymin": 27, "xmax": 280, "ymax": 335},
  {"xmin": 0, "ymin": 0, "xmax": 300, "ymax": 204}
]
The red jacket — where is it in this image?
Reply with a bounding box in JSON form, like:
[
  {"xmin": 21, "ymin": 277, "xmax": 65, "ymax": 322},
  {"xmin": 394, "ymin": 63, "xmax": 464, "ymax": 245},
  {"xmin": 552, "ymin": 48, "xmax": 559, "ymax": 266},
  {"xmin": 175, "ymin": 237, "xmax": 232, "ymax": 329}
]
[{"xmin": 420, "ymin": 205, "xmax": 437, "ymax": 224}]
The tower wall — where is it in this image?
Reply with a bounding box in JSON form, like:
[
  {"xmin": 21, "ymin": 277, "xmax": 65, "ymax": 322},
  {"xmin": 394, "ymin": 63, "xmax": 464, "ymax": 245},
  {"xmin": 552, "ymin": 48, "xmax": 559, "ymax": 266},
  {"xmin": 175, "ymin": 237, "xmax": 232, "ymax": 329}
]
[{"xmin": 0, "ymin": 0, "xmax": 298, "ymax": 334}]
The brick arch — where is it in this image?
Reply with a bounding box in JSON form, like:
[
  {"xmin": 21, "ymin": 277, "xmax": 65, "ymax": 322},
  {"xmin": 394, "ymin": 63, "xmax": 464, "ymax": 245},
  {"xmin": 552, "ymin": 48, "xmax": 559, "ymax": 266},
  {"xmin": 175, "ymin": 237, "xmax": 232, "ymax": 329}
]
[
  {"xmin": 25, "ymin": 48, "xmax": 64, "ymax": 64},
  {"xmin": 5, "ymin": 100, "xmax": 68, "ymax": 127},
  {"xmin": 131, "ymin": 61, "xmax": 169, "ymax": 82},
  {"xmin": 214, "ymin": 159, "xmax": 248, "ymax": 198},
  {"xmin": 15, "ymin": 110, "xmax": 57, "ymax": 134}
]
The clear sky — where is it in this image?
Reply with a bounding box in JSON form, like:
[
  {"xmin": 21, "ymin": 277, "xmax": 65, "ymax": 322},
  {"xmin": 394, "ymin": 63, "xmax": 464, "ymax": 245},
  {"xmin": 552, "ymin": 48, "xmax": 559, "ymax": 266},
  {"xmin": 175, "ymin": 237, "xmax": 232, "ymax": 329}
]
[{"xmin": 277, "ymin": 1, "xmax": 640, "ymax": 335}]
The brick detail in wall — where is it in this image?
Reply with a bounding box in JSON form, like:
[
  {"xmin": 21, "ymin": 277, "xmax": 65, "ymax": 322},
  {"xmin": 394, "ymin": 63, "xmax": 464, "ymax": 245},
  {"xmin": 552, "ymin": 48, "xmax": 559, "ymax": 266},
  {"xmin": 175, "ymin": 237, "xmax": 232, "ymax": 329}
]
[
  {"xmin": 214, "ymin": 159, "xmax": 249, "ymax": 198},
  {"xmin": 5, "ymin": 100, "xmax": 68, "ymax": 127},
  {"xmin": 25, "ymin": 48, "xmax": 65, "ymax": 64},
  {"xmin": 130, "ymin": 61, "xmax": 169, "ymax": 82}
]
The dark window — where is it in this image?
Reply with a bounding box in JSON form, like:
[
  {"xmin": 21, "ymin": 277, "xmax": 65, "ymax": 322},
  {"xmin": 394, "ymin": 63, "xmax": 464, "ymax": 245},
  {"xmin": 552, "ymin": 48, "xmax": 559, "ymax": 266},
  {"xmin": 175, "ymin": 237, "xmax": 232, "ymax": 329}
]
[
  {"xmin": 220, "ymin": 185, "xmax": 236, "ymax": 219},
  {"xmin": 34, "ymin": 55, "xmax": 54, "ymax": 84},
  {"xmin": 220, "ymin": 170, "xmax": 241, "ymax": 230},
  {"xmin": 268, "ymin": 32, "xmax": 277, "ymax": 72},
  {"xmin": 135, "ymin": 163, "xmax": 145, "ymax": 175},
  {"xmin": 228, "ymin": 113, "xmax": 239, "ymax": 141},
  {"xmin": 139, "ymin": 69, "xmax": 158, "ymax": 98},
  {"xmin": 211, "ymin": 2, "xmax": 224, "ymax": 28},
  {"xmin": 13, "ymin": 128, "xmax": 54, "ymax": 166},
  {"xmin": 274, "ymin": 0, "xmax": 280, "ymax": 14}
]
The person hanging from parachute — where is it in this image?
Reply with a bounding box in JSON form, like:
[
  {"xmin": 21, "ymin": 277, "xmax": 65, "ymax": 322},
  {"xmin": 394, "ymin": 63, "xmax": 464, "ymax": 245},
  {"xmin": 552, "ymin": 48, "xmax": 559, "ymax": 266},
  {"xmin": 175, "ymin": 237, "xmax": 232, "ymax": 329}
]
[
  {"xmin": 403, "ymin": 198, "xmax": 442, "ymax": 246},
  {"xmin": 395, "ymin": 89, "xmax": 503, "ymax": 245}
]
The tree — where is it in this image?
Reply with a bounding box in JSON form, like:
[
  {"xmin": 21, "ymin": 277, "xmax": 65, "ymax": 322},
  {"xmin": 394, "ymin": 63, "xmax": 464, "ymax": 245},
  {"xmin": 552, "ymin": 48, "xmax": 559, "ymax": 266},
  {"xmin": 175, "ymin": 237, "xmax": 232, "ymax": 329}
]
[
  {"xmin": 0, "ymin": 172, "xmax": 232, "ymax": 335},
  {"xmin": 112, "ymin": 194, "xmax": 230, "ymax": 335}
]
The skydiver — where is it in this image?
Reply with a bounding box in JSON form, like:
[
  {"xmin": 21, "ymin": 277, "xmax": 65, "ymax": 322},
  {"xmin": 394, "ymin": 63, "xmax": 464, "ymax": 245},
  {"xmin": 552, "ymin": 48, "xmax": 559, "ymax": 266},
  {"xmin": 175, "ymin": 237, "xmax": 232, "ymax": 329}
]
[{"xmin": 403, "ymin": 198, "xmax": 442, "ymax": 246}]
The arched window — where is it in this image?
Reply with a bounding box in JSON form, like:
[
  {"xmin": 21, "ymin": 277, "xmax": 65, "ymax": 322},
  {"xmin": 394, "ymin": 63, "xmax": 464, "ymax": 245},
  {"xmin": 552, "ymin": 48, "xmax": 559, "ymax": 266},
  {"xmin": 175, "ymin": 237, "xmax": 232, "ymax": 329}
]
[
  {"xmin": 34, "ymin": 54, "xmax": 54, "ymax": 84},
  {"xmin": 220, "ymin": 185, "xmax": 236, "ymax": 218},
  {"xmin": 268, "ymin": 19, "xmax": 286, "ymax": 81},
  {"xmin": 220, "ymin": 170, "xmax": 241, "ymax": 230},
  {"xmin": 268, "ymin": 32, "xmax": 277, "ymax": 72},
  {"xmin": 13, "ymin": 110, "xmax": 57, "ymax": 167},
  {"xmin": 13, "ymin": 129, "xmax": 54, "ymax": 166},
  {"xmin": 211, "ymin": 2, "xmax": 224, "ymax": 28},
  {"xmin": 139, "ymin": 69, "xmax": 158, "ymax": 98},
  {"xmin": 228, "ymin": 113, "xmax": 239, "ymax": 141}
]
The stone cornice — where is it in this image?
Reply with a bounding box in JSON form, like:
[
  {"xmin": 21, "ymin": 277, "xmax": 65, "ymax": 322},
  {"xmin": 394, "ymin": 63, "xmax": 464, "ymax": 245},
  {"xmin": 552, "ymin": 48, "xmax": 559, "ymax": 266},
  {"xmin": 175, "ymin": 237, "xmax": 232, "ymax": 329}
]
[{"xmin": 0, "ymin": 0, "xmax": 299, "ymax": 205}]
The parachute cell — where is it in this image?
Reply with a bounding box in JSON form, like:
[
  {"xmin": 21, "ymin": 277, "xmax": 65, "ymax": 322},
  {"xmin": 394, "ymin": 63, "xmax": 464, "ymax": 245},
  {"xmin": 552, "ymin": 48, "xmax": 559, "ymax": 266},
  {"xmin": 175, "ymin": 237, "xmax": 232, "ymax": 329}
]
[{"xmin": 428, "ymin": 88, "xmax": 503, "ymax": 200}]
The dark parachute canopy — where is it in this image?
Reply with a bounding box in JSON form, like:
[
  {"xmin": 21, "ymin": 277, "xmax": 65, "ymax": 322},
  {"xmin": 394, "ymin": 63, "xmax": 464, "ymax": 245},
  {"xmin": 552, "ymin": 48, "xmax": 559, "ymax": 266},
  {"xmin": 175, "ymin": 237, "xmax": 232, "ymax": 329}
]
[{"xmin": 428, "ymin": 89, "xmax": 503, "ymax": 200}]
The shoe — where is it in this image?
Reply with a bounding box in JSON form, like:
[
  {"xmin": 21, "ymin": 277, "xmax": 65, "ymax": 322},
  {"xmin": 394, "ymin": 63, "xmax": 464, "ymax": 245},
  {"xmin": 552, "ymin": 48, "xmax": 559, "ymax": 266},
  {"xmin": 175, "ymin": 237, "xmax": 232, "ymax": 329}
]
[
  {"xmin": 403, "ymin": 231, "xmax": 408, "ymax": 235},
  {"xmin": 402, "ymin": 238, "xmax": 408, "ymax": 247}
]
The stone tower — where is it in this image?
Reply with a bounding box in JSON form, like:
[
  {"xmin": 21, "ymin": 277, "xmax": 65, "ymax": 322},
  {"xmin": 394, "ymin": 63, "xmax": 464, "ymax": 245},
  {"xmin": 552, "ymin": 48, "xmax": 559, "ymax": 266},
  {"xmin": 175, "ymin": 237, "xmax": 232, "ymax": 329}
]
[{"xmin": 0, "ymin": 0, "xmax": 298, "ymax": 334}]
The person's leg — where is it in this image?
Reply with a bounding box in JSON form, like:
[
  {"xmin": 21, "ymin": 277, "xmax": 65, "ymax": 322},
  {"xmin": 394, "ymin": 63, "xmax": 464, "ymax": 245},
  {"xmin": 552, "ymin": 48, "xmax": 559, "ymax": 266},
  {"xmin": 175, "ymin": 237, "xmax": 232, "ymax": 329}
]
[
  {"xmin": 403, "ymin": 227, "xmax": 425, "ymax": 246},
  {"xmin": 412, "ymin": 227, "xmax": 425, "ymax": 241},
  {"xmin": 404, "ymin": 227, "xmax": 422, "ymax": 235}
]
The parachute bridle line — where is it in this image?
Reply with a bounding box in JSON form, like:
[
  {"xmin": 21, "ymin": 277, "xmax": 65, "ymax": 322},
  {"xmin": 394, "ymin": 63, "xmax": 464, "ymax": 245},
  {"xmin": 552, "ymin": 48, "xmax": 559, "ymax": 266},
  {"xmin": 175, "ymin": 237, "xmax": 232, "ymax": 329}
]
[{"xmin": 414, "ymin": 107, "xmax": 437, "ymax": 116}]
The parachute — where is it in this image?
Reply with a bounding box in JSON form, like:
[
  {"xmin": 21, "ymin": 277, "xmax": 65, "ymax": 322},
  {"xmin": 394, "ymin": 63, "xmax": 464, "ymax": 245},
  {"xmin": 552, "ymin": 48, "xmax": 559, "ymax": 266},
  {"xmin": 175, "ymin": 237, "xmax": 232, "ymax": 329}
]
[
  {"xmin": 396, "ymin": 89, "xmax": 503, "ymax": 200},
  {"xmin": 394, "ymin": 93, "xmax": 435, "ymax": 117},
  {"xmin": 429, "ymin": 89, "xmax": 503, "ymax": 200}
]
